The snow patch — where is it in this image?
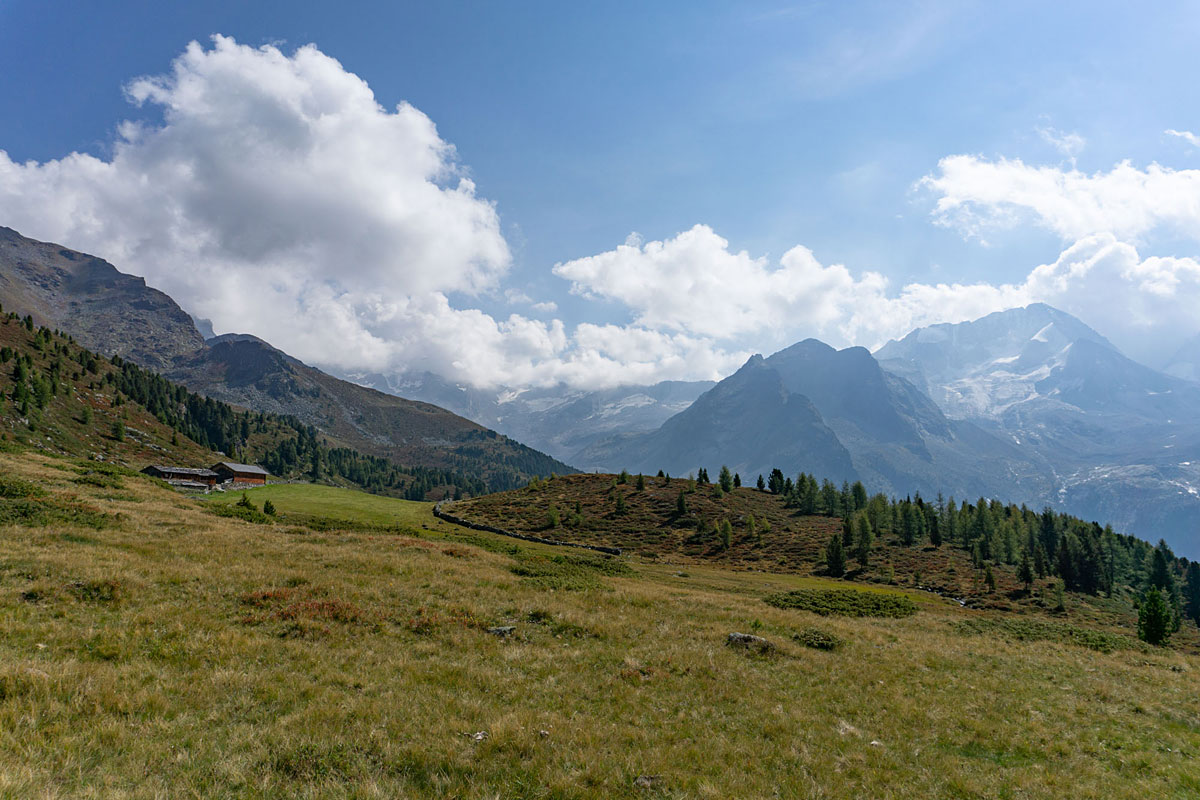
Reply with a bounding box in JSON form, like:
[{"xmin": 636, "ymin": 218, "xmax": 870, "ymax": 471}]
[{"xmin": 1030, "ymin": 323, "xmax": 1055, "ymax": 343}]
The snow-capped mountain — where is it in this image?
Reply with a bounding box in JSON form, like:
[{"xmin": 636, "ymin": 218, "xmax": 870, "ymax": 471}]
[
  {"xmin": 876, "ymin": 304, "xmax": 1200, "ymax": 556},
  {"xmin": 874, "ymin": 303, "xmax": 1117, "ymax": 419}
]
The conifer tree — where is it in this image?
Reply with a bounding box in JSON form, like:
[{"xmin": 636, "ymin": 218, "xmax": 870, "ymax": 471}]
[
  {"xmin": 1184, "ymin": 562, "xmax": 1200, "ymax": 625},
  {"xmin": 1139, "ymin": 587, "xmax": 1173, "ymax": 645},
  {"xmin": 756, "ymin": 474, "xmax": 766, "ymax": 491},
  {"xmin": 984, "ymin": 564, "xmax": 996, "ymax": 593},
  {"xmin": 854, "ymin": 513, "xmax": 872, "ymax": 569},
  {"xmin": 719, "ymin": 518, "xmax": 733, "ymax": 551},
  {"xmin": 675, "ymin": 490, "xmax": 688, "ymax": 517},
  {"xmin": 718, "ymin": 465, "xmax": 734, "ymax": 492},
  {"xmin": 635, "ymin": 473, "xmax": 645, "ymax": 491},
  {"xmin": 1018, "ymin": 550, "xmax": 1034, "ymax": 591},
  {"xmin": 826, "ymin": 532, "xmax": 846, "ymax": 577}
]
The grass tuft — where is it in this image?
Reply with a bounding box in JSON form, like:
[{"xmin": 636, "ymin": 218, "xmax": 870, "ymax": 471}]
[{"xmin": 765, "ymin": 588, "xmax": 918, "ymax": 618}]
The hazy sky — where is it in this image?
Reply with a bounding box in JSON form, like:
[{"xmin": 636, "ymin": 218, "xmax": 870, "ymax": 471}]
[{"xmin": 3, "ymin": 1, "xmax": 1200, "ymax": 387}]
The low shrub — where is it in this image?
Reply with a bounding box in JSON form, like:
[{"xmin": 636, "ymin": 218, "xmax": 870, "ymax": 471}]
[
  {"xmin": 510, "ymin": 551, "xmax": 633, "ymax": 591},
  {"xmin": 793, "ymin": 626, "xmax": 844, "ymax": 651},
  {"xmin": 69, "ymin": 578, "xmax": 122, "ymax": 604}
]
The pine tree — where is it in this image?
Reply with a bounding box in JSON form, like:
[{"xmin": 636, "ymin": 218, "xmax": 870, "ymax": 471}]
[
  {"xmin": 1184, "ymin": 562, "xmax": 1200, "ymax": 625},
  {"xmin": 614, "ymin": 493, "xmax": 627, "ymax": 514},
  {"xmin": 841, "ymin": 515, "xmax": 854, "ymax": 547},
  {"xmin": 635, "ymin": 473, "xmax": 645, "ymax": 491},
  {"xmin": 1018, "ymin": 550, "xmax": 1034, "ymax": 590},
  {"xmin": 546, "ymin": 504, "xmax": 561, "ymax": 528},
  {"xmin": 719, "ymin": 519, "xmax": 733, "ymax": 551},
  {"xmin": 718, "ymin": 465, "xmax": 734, "ymax": 492},
  {"xmin": 756, "ymin": 474, "xmax": 766, "ymax": 491},
  {"xmin": 262, "ymin": 499, "xmax": 277, "ymax": 516},
  {"xmin": 984, "ymin": 564, "xmax": 996, "ymax": 593},
  {"xmin": 854, "ymin": 513, "xmax": 872, "ymax": 569},
  {"xmin": 733, "ymin": 473, "xmax": 741, "ymax": 488},
  {"xmin": 111, "ymin": 420, "xmax": 125, "ymax": 441},
  {"xmin": 1148, "ymin": 543, "xmax": 1175, "ymax": 594},
  {"xmin": 1139, "ymin": 587, "xmax": 1173, "ymax": 645},
  {"xmin": 826, "ymin": 532, "xmax": 846, "ymax": 577}
]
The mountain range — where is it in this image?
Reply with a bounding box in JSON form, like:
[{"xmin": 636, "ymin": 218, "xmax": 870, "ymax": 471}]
[
  {"xmin": 0, "ymin": 226, "xmax": 573, "ymax": 490},
  {"xmin": 3, "ymin": 225, "xmax": 1197, "ymax": 555}
]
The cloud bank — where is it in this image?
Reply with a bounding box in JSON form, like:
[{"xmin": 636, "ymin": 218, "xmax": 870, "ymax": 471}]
[{"xmin": 2, "ymin": 36, "xmax": 1199, "ymax": 389}]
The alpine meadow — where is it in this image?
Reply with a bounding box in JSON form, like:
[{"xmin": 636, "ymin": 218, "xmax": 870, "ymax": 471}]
[{"xmin": 3, "ymin": 3, "xmax": 1200, "ymax": 798}]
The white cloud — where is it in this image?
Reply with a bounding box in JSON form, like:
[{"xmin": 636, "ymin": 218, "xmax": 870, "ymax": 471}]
[
  {"xmin": 553, "ymin": 224, "xmax": 879, "ymax": 339},
  {"xmin": 0, "ymin": 36, "xmax": 747, "ymax": 391},
  {"xmin": 1166, "ymin": 128, "xmax": 1200, "ymax": 147},
  {"xmin": 919, "ymin": 155, "xmax": 1200, "ymax": 242},
  {"xmin": 553, "ymin": 224, "xmax": 1200, "ymax": 366}
]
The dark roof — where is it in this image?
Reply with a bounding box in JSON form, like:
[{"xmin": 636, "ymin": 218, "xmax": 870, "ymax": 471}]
[
  {"xmin": 143, "ymin": 465, "xmax": 218, "ymax": 477},
  {"xmin": 210, "ymin": 461, "xmax": 269, "ymax": 476},
  {"xmin": 167, "ymin": 480, "xmax": 212, "ymax": 490}
]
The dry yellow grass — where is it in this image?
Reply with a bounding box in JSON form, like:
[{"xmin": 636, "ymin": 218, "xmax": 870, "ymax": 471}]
[{"xmin": 1, "ymin": 451, "xmax": 1198, "ymax": 799}]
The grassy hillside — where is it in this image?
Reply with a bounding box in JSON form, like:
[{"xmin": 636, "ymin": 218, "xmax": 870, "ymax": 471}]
[
  {"xmin": 167, "ymin": 334, "xmax": 576, "ymax": 491},
  {"xmin": 2, "ymin": 450, "xmax": 1198, "ymax": 798},
  {"xmin": 449, "ymin": 473, "xmax": 1200, "ymax": 652},
  {"xmin": 0, "ymin": 314, "xmax": 513, "ymax": 500},
  {"xmin": 0, "ymin": 314, "xmax": 230, "ymax": 466}
]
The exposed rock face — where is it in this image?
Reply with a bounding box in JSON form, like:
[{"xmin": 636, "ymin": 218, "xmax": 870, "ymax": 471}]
[{"xmin": 0, "ymin": 226, "xmax": 204, "ymax": 369}]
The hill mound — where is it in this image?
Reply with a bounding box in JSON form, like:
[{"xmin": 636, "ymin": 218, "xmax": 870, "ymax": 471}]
[{"xmin": 449, "ymin": 472, "xmax": 1200, "ymax": 647}]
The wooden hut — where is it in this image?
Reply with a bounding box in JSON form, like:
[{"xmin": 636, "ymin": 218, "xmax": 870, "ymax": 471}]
[{"xmin": 210, "ymin": 462, "xmax": 269, "ymax": 485}]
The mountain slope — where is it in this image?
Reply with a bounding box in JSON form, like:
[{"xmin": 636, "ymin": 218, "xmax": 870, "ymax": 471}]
[
  {"xmin": 0, "ymin": 227, "xmax": 574, "ymax": 490},
  {"xmin": 339, "ymin": 368, "xmax": 713, "ymax": 467},
  {"xmin": 579, "ymin": 354, "xmax": 857, "ymax": 482},
  {"xmin": 167, "ymin": 335, "xmax": 572, "ymax": 489},
  {"xmin": 876, "ymin": 304, "xmax": 1200, "ymax": 556},
  {"xmin": 581, "ymin": 340, "xmax": 1042, "ymax": 502},
  {"xmin": 0, "ymin": 226, "xmax": 204, "ymax": 370}
]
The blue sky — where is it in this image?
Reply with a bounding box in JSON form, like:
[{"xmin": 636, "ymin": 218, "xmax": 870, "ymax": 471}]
[{"xmin": 3, "ymin": 1, "xmax": 1200, "ymax": 386}]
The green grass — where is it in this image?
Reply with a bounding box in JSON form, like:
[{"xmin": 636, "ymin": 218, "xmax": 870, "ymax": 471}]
[
  {"xmin": 205, "ymin": 483, "xmax": 434, "ymax": 528},
  {"xmin": 2, "ymin": 451, "xmax": 1200, "ymax": 799},
  {"xmin": 953, "ymin": 616, "xmax": 1146, "ymax": 654},
  {"xmin": 764, "ymin": 587, "xmax": 919, "ymax": 618}
]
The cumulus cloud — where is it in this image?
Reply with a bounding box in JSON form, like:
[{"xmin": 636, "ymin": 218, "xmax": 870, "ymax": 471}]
[
  {"xmin": 919, "ymin": 155, "xmax": 1200, "ymax": 242},
  {"xmin": 554, "ymin": 224, "xmax": 1200, "ymax": 365},
  {"xmin": 553, "ymin": 224, "xmax": 879, "ymax": 339},
  {"xmin": 0, "ymin": 36, "xmax": 749, "ymax": 389}
]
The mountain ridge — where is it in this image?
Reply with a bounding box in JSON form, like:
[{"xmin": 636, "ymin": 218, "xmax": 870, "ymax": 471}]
[{"xmin": 0, "ymin": 226, "xmax": 575, "ymax": 490}]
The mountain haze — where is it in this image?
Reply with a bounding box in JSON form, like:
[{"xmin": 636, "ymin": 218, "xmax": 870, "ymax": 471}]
[{"xmin": 340, "ymin": 369, "xmax": 713, "ymax": 467}]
